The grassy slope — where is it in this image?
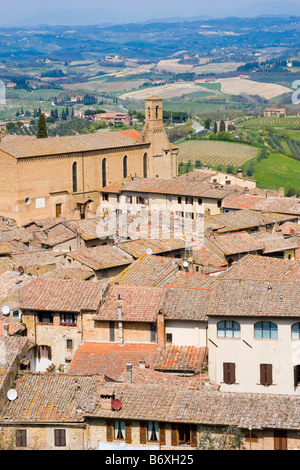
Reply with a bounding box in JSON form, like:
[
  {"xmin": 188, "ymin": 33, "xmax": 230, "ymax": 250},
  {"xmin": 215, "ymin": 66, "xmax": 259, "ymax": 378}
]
[{"xmin": 241, "ymin": 152, "xmax": 300, "ymax": 193}]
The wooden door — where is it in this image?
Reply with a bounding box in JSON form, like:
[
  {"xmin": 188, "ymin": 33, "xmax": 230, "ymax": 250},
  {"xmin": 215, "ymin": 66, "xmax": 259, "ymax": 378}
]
[
  {"xmin": 274, "ymin": 430, "xmax": 287, "ymax": 450},
  {"xmin": 56, "ymin": 203, "xmax": 62, "ymax": 218}
]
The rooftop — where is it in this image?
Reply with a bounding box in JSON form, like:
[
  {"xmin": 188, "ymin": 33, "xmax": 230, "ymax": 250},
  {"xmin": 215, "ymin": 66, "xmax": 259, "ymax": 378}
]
[
  {"xmin": 20, "ymin": 278, "xmax": 105, "ymax": 312},
  {"xmin": 0, "ymin": 130, "xmax": 143, "ymax": 159},
  {"xmin": 67, "ymin": 245, "xmax": 134, "ymax": 271}
]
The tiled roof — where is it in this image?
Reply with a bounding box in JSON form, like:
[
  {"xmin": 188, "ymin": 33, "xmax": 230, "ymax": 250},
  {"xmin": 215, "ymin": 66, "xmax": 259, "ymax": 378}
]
[
  {"xmin": 20, "ymin": 278, "xmax": 104, "ymax": 312},
  {"xmin": 67, "ymin": 245, "xmax": 134, "ymax": 271},
  {"xmin": 167, "ymin": 272, "xmax": 217, "ymax": 289},
  {"xmin": 66, "ymin": 218, "xmax": 102, "ymax": 241},
  {"xmin": 0, "ymin": 243, "xmax": 10, "ymax": 255},
  {"xmin": 68, "ymin": 342, "xmax": 159, "ymax": 380},
  {"xmin": 112, "ymin": 255, "xmax": 182, "ymax": 287},
  {"xmin": 0, "ymin": 271, "xmax": 36, "ymax": 307},
  {"xmin": 95, "ymin": 284, "xmax": 163, "ymax": 322},
  {"xmin": 0, "ymin": 131, "xmax": 145, "ymax": 159},
  {"xmin": 42, "ymin": 266, "xmax": 95, "ymax": 281},
  {"xmin": 117, "ymin": 238, "xmax": 187, "ymax": 258},
  {"xmin": 0, "ymin": 373, "xmax": 105, "ymax": 423},
  {"xmin": 102, "ymin": 175, "xmax": 235, "ymax": 199},
  {"xmin": 40, "ymin": 223, "xmax": 76, "ymax": 247},
  {"xmin": 0, "ymin": 316, "xmax": 26, "ymax": 336},
  {"xmin": 160, "ymin": 286, "xmax": 213, "ymax": 321},
  {"xmin": 222, "ymin": 254, "xmax": 300, "ymax": 281},
  {"xmin": 209, "ymin": 231, "xmax": 263, "ymax": 256},
  {"xmin": 279, "ymin": 222, "xmax": 300, "ymax": 236},
  {"xmin": 250, "ymin": 232, "xmax": 300, "ymax": 254},
  {"xmin": 205, "ymin": 210, "xmax": 297, "ymax": 233},
  {"xmin": 192, "ymin": 238, "xmax": 228, "ymax": 268},
  {"xmin": 0, "ymin": 336, "xmax": 28, "ymax": 366},
  {"xmin": 117, "ymin": 366, "xmax": 203, "ymax": 389},
  {"xmin": 224, "ymin": 194, "xmax": 300, "ymax": 216},
  {"xmin": 155, "ymin": 345, "xmax": 208, "ymax": 373},
  {"xmin": 91, "ymin": 382, "xmax": 300, "ymax": 430},
  {"xmin": 207, "ymin": 278, "xmax": 300, "ymax": 317}
]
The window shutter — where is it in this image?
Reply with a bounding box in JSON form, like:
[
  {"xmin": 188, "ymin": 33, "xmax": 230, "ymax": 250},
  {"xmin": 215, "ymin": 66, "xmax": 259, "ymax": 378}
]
[
  {"xmin": 106, "ymin": 421, "xmax": 113, "ymax": 442},
  {"xmin": 48, "ymin": 346, "xmax": 52, "ymax": 361},
  {"xmin": 190, "ymin": 425, "xmax": 197, "ymax": 447},
  {"xmin": 171, "ymin": 425, "xmax": 178, "ymax": 446},
  {"xmin": 54, "ymin": 429, "xmax": 60, "ymax": 446},
  {"xmin": 60, "ymin": 429, "xmax": 66, "ymax": 447},
  {"xmin": 16, "ymin": 430, "xmax": 27, "ymax": 447},
  {"xmin": 140, "ymin": 422, "xmax": 147, "ymax": 444},
  {"xmin": 223, "ymin": 363, "xmax": 229, "ymax": 384},
  {"xmin": 294, "ymin": 365, "xmax": 299, "ymax": 387},
  {"xmin": 260, "ymin": 364, "xmax": 266, "ymax": 385},
  {"xmin": 224, "ymin": 363, "xmax": 235, "ymax": 384},
  {"xmin": 229, "ymin": 363, "xmax": 236, "ymax": 384},
  {"xmin": 266, "ymin": 364, "xmax": 272, "ymax": 386},
  {"xmin": 159, "ymin": 423, "xmax": 166, "ymax": 446},
  {"xmin": 125, "ymin": 422, "xmax": 132, "ymax": 444}
]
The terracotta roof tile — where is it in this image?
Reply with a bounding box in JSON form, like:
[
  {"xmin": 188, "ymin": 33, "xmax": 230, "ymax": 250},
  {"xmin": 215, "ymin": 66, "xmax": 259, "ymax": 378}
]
[
  {"xmin": 155, "ymin": 345, "xmax": 208, "ymax": 373},
  {"xmin": 68, "ymin": 245, "xmax": 133, "ymax": 271},
  {"xmin": 68, "ymin": 342, "xmax": 159, "ymax": 380},
  {"xmin": 20, "ymin": 278, "xmax": 104, "ymax": 312}
]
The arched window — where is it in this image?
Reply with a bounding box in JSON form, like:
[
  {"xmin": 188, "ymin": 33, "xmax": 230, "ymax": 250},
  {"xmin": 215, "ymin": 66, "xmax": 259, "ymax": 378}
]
[
  {"xmin": 72, "ymin": 162, "xmax": 77, "ymax": 193},
  {"xmin": 217, "ymin": 320, "xmax": 241, "ymax": 338},
  {"xmin": 143, "ymin": 153, "xmax": 148, "ymax": 178},
  {"xmin": 123, "ymin": 155, "xmax": 128, "ymax": 179},
  {"xmin": 292, "ymin": 323, "xmax": 300, "ymax": 339},
  {"xmin": 254, "ymin": 321, "xmax": 278, "ymax": 339},
  {"xmin": 102, "ymin": 158, "xmax": 107, "ymax": 188}
]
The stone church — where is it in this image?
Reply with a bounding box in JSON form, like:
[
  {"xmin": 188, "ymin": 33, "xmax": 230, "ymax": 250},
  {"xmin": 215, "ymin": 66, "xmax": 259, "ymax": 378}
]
[{"xmin": 0, "ymin": 97, "xmax": 178, "ymax": 225}]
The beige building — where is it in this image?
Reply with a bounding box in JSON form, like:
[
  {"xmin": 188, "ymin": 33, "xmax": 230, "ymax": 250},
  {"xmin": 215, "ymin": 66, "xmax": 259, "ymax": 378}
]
[
  {"xmin": 207, "ymin": 278, "xmax": 300, "ymax": 395},
  {"xmin": 0, "ymin": 97, "xmax": 178, "ymax": 226}
]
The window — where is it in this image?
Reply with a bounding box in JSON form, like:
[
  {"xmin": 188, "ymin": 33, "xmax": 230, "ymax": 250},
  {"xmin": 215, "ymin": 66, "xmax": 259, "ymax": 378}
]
[
  {"xmin": 166, "ymin": 333, "xmax": 173, "ymax": 344},
  {"xmin": 294, "ymin": 365, "xmax": 300, "ymax": 387},
  {"xmin": 60, "ymin": 313, "xmax": 76, "ymax": 326},
  {"xmin": 40, "ymin": 345, "xmax": 51, "ymax": 359},
  {"xmin": 54, "ymin": 429, "xmax": 66, "ymax": 447},
  {"xmin": 102, "ymin": 158, "xmax": 107, "ymax": 188},
  {"xmin": 223, "ymin": 362, "xmax": 236, "ymax": 384},
  {"xmin": 56, "ymin": 203, "xmax": 62, "ymax": 218},
  {"xmin": 260, "ymin": 364, "xmax": 273, "ymax": 386},
  {"xmin": 217, "ymin": 200, "xmax": 222, "ymax": 208},
  {"xmin": 126, "ymin": 195, "xmax": 132, "ymax": 204},
  {"xmin": 109, "ymin": 321, "xmax": 115, "ymax": 342},
  {"xmin": 171, "ymin": 424, "xmax": 197, "ymax": 447},
  {"xmin": 106, "ymin": 421, "xmax": 132, "ymax": 443},
  {"xmin": 16, "ymin": 430, "xmax": 27, "ymax": 447},
  {"xmin": 254, "ymin": 321, "xmax": 278, "ymax": 339},
  {"xmin": 274, "ymin": 430, "xmax": 287, "ymax": 451},
  {"xmin": 72, "ymin": 162, "xmax": 77, "ymax": 193},
  {"xmin": 217, "ymin": 321, "xmax": 241, "ymax": 338},
  {"xmin": 67, "ymin": 339, "xmax": 73, "ymax": 350},
  {"xmin": 292, "ymin": 323, "xmax": 300, "ymax": 339},
  {"xmin": 102, "ymin": 193, "xmax": 109, "ymax": 201},
  {"xmin": 150, "ymin": 323, "xmax": 157, "ymax": 343},
  {"xmin": 140, "ymin": 422, "xmax": 165, "ymax": 445},
  {"xmin": 178, "ymin": 196, "xmax": 182, "ymax": 204},
  {"xmin": 143, "ymin": 153, "xmax": 148, "ymax": 178},
  {"xmin": 38, "ymin": 313, "xmax": 53, "ymax": 324},
  {"xmin": 168, "ymin": 196, "xmax": 173, "ymax": 203},
  {"xmin": 198, "ymin": 198, "xmax": 202, "ymax": 205},
  {"xmin": 185, "ymin": 197, "xmax": 193, "ymax": 205},
  {"xmin": 123, "ymin": 155, "xmax": 128, "ymax": 179}
]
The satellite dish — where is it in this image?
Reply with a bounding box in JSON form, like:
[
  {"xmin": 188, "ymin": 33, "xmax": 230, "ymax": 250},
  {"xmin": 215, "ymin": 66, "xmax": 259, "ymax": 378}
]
[
  {"xmin": 183, "ymin": 260, "xmax": 189, "ymax": 268},
  {"xmin": 17, "ymin": 266, "xmax": 24, "ymax": 274},
  {"xmin": 146, "ymin": 248, "xmax": 153, "ymax": 255},
  {"xmin": 111, "ymin": 399, "xmax": 122, "ymax": 411},
  {"xmin": 7, "ymin": 389, "xmax": 18, "ymax": 401},
  {"xmin": 2, "ymin": 305, "xmax": 10, "ymax": 316}
]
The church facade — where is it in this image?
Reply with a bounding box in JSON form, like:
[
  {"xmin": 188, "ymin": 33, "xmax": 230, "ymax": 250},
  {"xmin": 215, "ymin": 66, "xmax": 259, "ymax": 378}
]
[{"xmin": 0, "ymin": 97, "xmax": 178, "ymax": 225}]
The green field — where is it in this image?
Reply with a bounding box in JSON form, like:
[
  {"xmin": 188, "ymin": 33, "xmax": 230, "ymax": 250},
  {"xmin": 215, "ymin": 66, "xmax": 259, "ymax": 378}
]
[
  {"xmin": 242, "ymin": 152, "xmax": 300, "ymax": 194},
  {"xmin": 239, "ymin": 116, "xmax": 300, "ymax": 129},
  {"xmin": 177, "ymin": 139, "xmax": 258, "ymax": 167}
]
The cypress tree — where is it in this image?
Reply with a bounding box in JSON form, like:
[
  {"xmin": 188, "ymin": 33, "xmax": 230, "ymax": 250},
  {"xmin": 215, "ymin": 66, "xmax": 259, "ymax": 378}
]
[
  {"xmin": 220, "ymin": 120, "xmax": 226, "ymax": 132},
  {"xmin": 213, "ymin": 121, "xmax": 218, "ymax": 134},
  {"xmin": 36, "ymin": 114, "xmax": 48, "ymax": 139}
]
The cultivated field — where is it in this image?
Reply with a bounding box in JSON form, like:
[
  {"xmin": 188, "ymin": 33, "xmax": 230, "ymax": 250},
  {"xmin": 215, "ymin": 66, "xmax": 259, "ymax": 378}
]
[
  {"xmin": 239, "ymin": 116, "xmax": 300, "ymax": 129},
  {"xmin": 218, "ymin": 77, "xmax": 292, "ymax": 99},
  {"xmin": 119, "ymin": 82, "xmax": 213, "ymax": 101},
  {"xmin": 177, "ymin": 140, "xmax": 258, "ymax": 167}
]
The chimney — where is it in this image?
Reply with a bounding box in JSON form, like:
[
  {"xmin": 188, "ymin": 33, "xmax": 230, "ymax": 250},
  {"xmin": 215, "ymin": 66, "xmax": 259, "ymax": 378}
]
[
  {"xmin": 157, "ymin": 310, "xmax": 165, "ymax": 349},
  {"xmin": 126, "ymin": 364, "xmax": 133, "ymax": 383},
  {"xmin": 3, "ymin": 324, "xmax": 9, "ymax": 337},
  {"xmin": 139, "ymin": 360, "xmax": 146, "ymax": 369},
  {"xmin": 118, "ymin": 305, "xmax": 124, "ymax": 345}
]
